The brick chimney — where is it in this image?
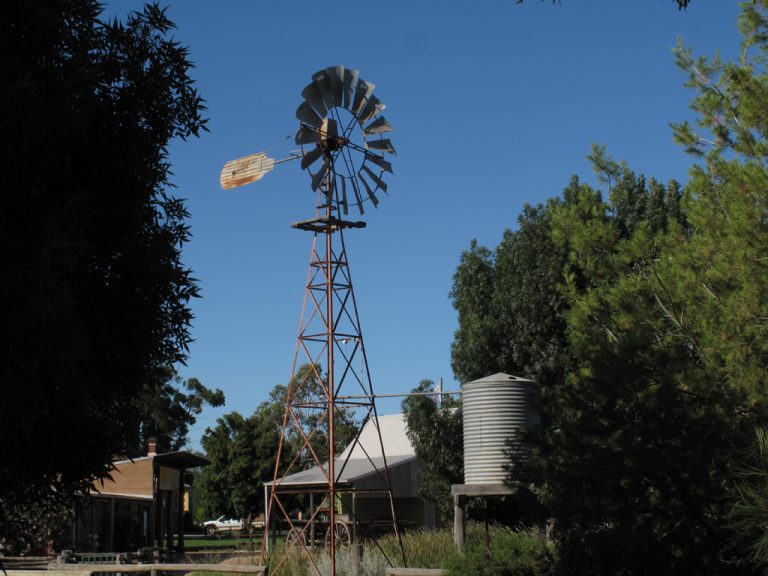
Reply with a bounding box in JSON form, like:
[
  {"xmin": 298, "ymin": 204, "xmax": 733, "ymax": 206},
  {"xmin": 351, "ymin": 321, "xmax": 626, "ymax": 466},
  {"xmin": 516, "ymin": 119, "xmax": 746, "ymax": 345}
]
[{"xmin": 148, "ymin": 438, "xmax": 157, "ymax": 456}]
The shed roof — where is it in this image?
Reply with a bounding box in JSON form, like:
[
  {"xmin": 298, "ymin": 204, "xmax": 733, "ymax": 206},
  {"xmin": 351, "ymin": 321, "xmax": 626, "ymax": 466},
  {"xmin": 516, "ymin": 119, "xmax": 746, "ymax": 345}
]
[
  {"xmin": 153, "ymin": 451, "xmax": 210, "ymax": 469},
  {"xmin": 340, "ymin": 413, "xmax": 414, "ymax": 460},
  {"xmin": 267, "ymin": 454, "xmax": 415, "ymax": 487},
  {"xmin": 267, "ymin": 414, "xmax": 416, "ymax": 488}
]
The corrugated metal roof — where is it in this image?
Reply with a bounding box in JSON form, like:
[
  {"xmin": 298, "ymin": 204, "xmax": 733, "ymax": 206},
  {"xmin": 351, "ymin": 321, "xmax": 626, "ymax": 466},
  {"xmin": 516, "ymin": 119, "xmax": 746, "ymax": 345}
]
[
  {"xmin": 267, "ymin": 414, "xmax": 417, "ymax": 488},
  {"xmin": 339, "ymin": 413, "xmax": 415, "ymax": 460},
  {"xmin": 267, "ymin": 454, "xmax": 415, "ymax": 487}
]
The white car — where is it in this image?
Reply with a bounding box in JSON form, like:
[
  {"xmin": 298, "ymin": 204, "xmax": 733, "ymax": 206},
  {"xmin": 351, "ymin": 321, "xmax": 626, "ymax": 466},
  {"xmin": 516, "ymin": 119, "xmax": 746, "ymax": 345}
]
[{"xmin": 201, "ymin": 515, "xmax": 242, "ymax": 537}]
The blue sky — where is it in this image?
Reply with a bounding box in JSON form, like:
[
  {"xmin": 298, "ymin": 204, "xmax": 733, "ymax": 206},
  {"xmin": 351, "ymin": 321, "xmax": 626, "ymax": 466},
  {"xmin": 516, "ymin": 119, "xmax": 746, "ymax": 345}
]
[{"xmin": 106, "ymin": 1, "xmax": 742, "ymax": 450}]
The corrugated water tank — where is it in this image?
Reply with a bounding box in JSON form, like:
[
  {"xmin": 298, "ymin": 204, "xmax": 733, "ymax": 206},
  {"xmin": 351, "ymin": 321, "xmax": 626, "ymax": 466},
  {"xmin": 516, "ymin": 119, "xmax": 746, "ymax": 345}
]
[{"xmin": 462, "ymin": 372, "xmax": 539, "ymax": 485}]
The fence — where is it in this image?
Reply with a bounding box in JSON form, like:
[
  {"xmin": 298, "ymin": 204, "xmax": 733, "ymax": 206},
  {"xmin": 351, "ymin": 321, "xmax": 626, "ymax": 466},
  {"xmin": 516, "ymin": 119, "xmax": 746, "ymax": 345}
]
[
  {"xmin": 0, "ymin": 557, "xmax": 52, "ymax": 570},
  {"xmin": 6, "ymin": 565, "xmax": 268, "ymax": 576},
  {"xmin": 385, "ymin": 569, "xmax": 446, "ymax": 576}
]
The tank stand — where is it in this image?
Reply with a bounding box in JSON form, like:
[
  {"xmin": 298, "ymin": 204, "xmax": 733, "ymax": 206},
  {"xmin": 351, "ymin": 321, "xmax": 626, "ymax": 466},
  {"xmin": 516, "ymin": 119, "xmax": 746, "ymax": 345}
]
[{"xmin": 450, "ymin": 484, "xmax": 515, "ymax": 552}]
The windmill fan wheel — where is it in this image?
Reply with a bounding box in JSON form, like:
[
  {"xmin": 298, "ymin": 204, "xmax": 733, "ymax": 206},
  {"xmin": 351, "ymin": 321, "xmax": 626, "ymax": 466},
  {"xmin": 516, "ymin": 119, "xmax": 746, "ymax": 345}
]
[{"xmin": 296, "ymin": 66, "xmax": 396, "ymax": 216}]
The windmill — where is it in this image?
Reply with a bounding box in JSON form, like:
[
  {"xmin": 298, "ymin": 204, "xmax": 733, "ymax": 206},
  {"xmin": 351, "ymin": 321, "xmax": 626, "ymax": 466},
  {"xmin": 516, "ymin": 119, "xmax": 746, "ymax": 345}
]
[{"xmin": 220, "ymin": 66, "xmax": 403, "ymax": 576}]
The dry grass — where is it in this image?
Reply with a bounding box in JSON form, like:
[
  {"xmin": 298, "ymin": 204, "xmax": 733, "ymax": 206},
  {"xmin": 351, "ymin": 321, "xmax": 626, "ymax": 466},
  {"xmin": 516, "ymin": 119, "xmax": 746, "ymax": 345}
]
[{"xmin": 201, "ymin": 523, "xmax": 543, "ymax": 575}]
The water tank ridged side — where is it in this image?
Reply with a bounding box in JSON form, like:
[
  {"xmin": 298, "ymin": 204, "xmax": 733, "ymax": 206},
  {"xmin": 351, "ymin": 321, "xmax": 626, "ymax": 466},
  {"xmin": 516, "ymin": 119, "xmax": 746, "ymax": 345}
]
[{"xmin": 462, "ymin": 374, "xmax": 536, "ymax": 485}]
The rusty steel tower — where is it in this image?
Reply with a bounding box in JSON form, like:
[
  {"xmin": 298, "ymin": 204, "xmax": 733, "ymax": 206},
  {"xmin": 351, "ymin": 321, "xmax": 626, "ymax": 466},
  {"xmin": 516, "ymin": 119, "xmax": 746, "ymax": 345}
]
[{"xmin": 220, "ymin": 66, "xmax": 402, "ymax": 576}]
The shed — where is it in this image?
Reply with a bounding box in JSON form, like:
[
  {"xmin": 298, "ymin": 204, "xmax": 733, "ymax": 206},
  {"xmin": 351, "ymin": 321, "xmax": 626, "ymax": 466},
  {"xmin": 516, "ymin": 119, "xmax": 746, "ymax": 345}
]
[{"xmin": 266, "ymin": 414, "xmax": 434, "ymax": 539}]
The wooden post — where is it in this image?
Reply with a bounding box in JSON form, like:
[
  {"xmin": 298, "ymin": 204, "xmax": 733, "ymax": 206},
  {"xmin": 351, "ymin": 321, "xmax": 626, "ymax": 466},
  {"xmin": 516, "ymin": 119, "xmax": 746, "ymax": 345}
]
[
  {"xmin": 108, "ymin": 498, "xmax": 115, "ymax": 552},
  {"xmin": 177, "ymin": 469, "xmax": 185, "ymax": 554},
  {"xmin": 453, "ymin": 495, "xmax": 465, "ymax": 552},
  {"xmin": 270, "ymin": 504, "xmax": 277, "ymax": 551},
  {"xmin": 263, "ymin": 485, "xmax": 269, "ymax": 553},
  {"xmin": 152, "ymin": 461, "xmax": 160, "ymax": 548},
  {"xmin": 451, "ymin": 483, "xmax": 514, "ymax": 553},
  {"xmin": 165, "ymin": 492, "xmax": 172, "ymax": 557},
  {"xmin": 352, "ymin": 492, "xmax": 356, "ymax": 545},
  {"xmin": 310, "ymin": 493, "xmax": 315, "ymax": 549}
]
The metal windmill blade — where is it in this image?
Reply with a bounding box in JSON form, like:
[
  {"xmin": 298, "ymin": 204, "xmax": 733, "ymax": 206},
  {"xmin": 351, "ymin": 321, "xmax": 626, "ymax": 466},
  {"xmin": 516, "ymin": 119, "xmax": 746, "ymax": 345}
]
[
  {"xmin": 327, "ymin": 65, "xmax": 345, "ymax": 108},
  {"xmin": 365, "ymin": 138, "xmax": 396, "ymax": 154},
  {"xmin": 351, "ymin": 80, "xmax": 375, "ymax": 116},
  {"xmin": 358, "ymin": 95, "xmax": 385, "ymax": 125},
  {"xmin": 361, "ymin": 164, "xmax": 388, "ymax": 194},
  {"xmin": 312, "ymin": 69, "xmax": 335, "ymax": 112},
  {"xmin": 301, "ymin": 146, "xmax": 324, "ymax": 170},
  {"xmin": 311, "ymin": 160, "xmax": 330, "ymax": 191},
  {"xmin": 296, "ymin": 126, "xmax": 322, "ymax": 144},
  {"xmin": 364, "ymin": 152, "xmax": 393, "ymax": 174},
  {"xmin": 297, "ymin": 101, "xmax": 322, "ymax": 128},
  {"xmin": 342, "ymin": 69, "xmax": 359, "ymax": 109},
  {"xmin": 363, "ymin": 116, "xmax": 394, "ymax": 135},
  {"xmin": 301, "ymin": 81, "xmax": 327, "ymax": 117}
]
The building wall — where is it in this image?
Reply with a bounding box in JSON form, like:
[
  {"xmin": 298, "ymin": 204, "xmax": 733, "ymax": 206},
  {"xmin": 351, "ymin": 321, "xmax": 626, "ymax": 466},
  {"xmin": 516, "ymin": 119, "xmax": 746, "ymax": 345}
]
[
  {"xmin": 95, "ymin": 458, "xmax": 154, "ymax": 498},
  {"xmin": 340, "ymin": 494, "xmax": 433, "ymax": 527},
  {"xmin": 75, "ymin": 458, "xmax": 184, "ymax": 552},
  {"xmin": 338, "ymin": 460, "xmax": 434, "ymax": 529},
  {"xmin": 73, "ymin": 496, "xmax": 153, "ymax": 552},
  {"xmin": 353, "ymin": 459, "xmax": 418, "ymax": 497}
]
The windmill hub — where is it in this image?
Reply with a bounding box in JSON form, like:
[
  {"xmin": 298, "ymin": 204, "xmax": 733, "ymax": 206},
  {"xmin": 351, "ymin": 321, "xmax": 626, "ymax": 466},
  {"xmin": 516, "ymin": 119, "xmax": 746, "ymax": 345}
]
[{"xmin": 320, "ymin": 136, "xmax": 348, "ymax": 154}]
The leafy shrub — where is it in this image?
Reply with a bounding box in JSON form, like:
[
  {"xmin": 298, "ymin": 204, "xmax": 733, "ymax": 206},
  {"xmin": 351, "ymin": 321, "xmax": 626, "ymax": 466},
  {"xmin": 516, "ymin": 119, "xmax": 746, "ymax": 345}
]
[
  {"xmin": 266, "ymin": 547, "xmax": 310, "ymax": 576},
  {"xmin": 375, "ymin": 527, "xmax": 455, "ymax": 569},
  {"xmin": 443, "ymin": 525, "xmax": 554, "ymax": 576}
]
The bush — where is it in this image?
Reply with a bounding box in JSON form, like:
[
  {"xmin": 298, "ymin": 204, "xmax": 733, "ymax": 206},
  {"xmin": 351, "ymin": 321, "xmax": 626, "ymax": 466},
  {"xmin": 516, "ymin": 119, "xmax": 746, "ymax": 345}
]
[
  {"xmin": 266, "ymin": 547, "xmax": 310, "ymax": 576},
  {"xmin": 375, "ymin": 527, "xmax": 454, "ymax": 569},
  {"xmin": 443, "ymin": 525, "xmax": 554, "ymax": 576},
  {"xmin": 260, "ymin": 524, "xmax": 552, "ymax": 575}
]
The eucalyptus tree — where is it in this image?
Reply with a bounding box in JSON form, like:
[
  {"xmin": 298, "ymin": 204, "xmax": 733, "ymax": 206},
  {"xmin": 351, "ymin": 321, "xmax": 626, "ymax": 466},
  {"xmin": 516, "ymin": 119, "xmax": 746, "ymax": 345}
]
[{"xmin": 1, "ymin": 0, "xmax": 207, "ymax": 552}]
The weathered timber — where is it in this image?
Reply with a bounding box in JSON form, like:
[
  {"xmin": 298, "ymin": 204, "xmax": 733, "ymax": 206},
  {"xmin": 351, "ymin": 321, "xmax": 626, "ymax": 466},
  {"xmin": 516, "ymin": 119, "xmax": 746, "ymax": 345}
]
[
  {"xmin": 50, "ymin": 564, "xmax": 267, "ymax": 574},
  {"xmin": 385, "ymin": 569, "xmax": 446, "ymax": 576}
]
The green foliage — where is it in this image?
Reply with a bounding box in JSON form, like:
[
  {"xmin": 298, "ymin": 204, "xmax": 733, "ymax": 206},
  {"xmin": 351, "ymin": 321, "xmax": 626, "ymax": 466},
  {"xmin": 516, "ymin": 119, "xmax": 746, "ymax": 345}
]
[
  {"xmin": 586, "ymin": 143, "xmax": 628, "ymax": 190},
  {"xmin": 666, "ymin": 1, "xmax": 768, "ymax": 408},
  {"xmin": 316, "ymin": 547, "xmax": 388, "ymax": 576},
  {"xmin": 376, "ymin": 527, "xmax": 455, "ymax": 569},
  {"xmin": 443, "ymin": 525, "xmax": 554, "ymax": 576},
  {"xmin": 402, "ymin": 380, "xmax": 463, "ymax": 525},
  {"xmin": 266, "ymin": 547, "xmax": 310, "ymax": 576},
  {"xmin": 449, "ymin": 164, "xmax": 679, "ymax": 387},
  {"xmin": 197, "ymin": 404, "xmax": 284, "ymax": 520},
  {"xmin": 730, "ymin": 428, "xmax": 768, "ymax": 571},
  {"xmin": 0, "ymin": 0, "xmax": 207, "ymax": 553},
  {"xmin": 141, "ymin": 368, "xmax": 225, "ymax": 453},
  {"xmin": 197, "ymin": 364, "xmax": 359, "ymax": 520},
  {"xmin": 260, "ymin": 526, "xmax": 543, "ymax": 576},
  {"xmin": 450, "ymin": 242, "xmax": 501, "ymax": 383},
  {"xmin": 530, "ymin": 173, "xmax": 743, "ymax": 576},
  {"xmin": 452, "ymin": 154, "xmax": 743, "ymax": 574},
  {"xmin": 660, "ymin": 4, "xmax": 768, "ymax": 570},
  {"xmin": 278, "ymin": 363, "xmax": 359, "ymax": 472},
  {"xmin": 450, "ymin": 199, "xmax": 571, "ymax": 387},
  {"xmin": 447, "ymin": 3, "xmax": 768, "ymax": 575}
]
